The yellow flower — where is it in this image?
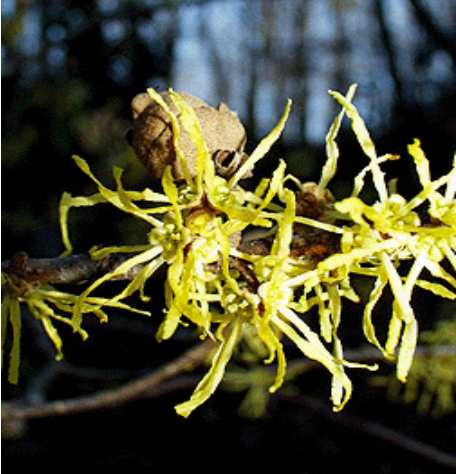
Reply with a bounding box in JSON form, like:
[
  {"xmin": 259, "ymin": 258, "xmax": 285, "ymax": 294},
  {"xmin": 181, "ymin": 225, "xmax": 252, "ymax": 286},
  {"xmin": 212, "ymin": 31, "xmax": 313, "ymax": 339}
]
[
  {"xmin": 59, "ymin": 88, "xmax": 293, "ymax": 416},
  {"xmin": 5, "ymin": 84, "xmax": 454, "ymax": 420},
  {"xmin": 326, "ymin": 88, "xmax": 456, "ymax": 382},
  {"xmin": 1, "ymin": 273, "xmax": 144, "ymax": 383}
]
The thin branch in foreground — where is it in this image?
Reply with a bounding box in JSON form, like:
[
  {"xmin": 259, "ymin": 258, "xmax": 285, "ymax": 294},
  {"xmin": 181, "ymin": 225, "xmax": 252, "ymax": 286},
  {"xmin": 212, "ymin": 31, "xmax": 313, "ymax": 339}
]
[
  {"xmin": 0, "ymin": 240, "xmax": 270, "ymax": 287},
  {"xmin": 2, "ymin": 251, "xmax": 147, "ymax": 286}
]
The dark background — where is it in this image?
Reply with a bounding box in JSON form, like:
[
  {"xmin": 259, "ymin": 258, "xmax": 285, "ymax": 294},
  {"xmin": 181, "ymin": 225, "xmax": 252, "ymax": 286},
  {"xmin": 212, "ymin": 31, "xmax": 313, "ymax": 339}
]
[{"xmin": 2, "ymin": 0, "xmax": 456, "ymax": 471}]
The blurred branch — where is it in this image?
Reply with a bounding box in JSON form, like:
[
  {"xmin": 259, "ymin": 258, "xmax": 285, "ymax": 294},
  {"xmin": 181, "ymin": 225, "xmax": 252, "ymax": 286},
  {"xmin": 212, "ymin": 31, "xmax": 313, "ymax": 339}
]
[
  {"xmin": 375, "ymin": 0, "xmax": 406, "ymax": 105},
  {"xmin": 279, "ymin": 393, "xmax": 456, "ymax": 470},
  {"xmin": 408, "ymin": 0, "xmax": 456, "ymax": 62},
  {"xmin": 4, "ymin": 344, "xmax": 455, "ymax": 426},
  {"xmin": 2, "ymin": 338, "xmax": 214, "ymax": 423}
]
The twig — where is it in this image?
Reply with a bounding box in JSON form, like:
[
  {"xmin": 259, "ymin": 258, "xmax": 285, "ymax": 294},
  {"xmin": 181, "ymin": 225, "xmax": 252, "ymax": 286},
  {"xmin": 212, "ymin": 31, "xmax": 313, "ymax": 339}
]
[
  {"xmin": 408, "ymin": 0, "xmax": 456, "ymax": 62},
  {"xmin": 5, "ymin": 343, "xmax": 454, "ymax": 424},
  {"xmin": 2, "ymin": 338, "xmax": 214, "ymax": 422},
  {"xmin": 1, "ymin": 242, "xmax": 269, "ymax": 287},
  {"xmin": 279, "ymin": 393, "xmax": 456, "ymax": 470},
  {"xmin": 2, "ymin": 251, "xmax": 148, "ymax": 286}
]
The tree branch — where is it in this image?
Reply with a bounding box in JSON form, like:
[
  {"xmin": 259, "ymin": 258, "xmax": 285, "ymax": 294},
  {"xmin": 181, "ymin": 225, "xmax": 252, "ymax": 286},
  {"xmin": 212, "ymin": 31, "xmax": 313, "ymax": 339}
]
[
  {"xmin": 408, "ymin": 0, "xmax": 456, "ymax": 62},
  {"xmin": 4, "ymin": 344, "xmax": 454, "ymax": 425},
  {"xmin": 2, "ymin": 338, "xmax": 214, "ymax": 423},
  {"xmin": 2, "ymin": 251, "xmax": 148, "ymax": 286},
  {"xmin": 279, "ymin": 393, "xmax": 456, "ymax": 470},
  {"xmin": 374, "ymin": 0, "xmax": 407, "ymax": 105}
]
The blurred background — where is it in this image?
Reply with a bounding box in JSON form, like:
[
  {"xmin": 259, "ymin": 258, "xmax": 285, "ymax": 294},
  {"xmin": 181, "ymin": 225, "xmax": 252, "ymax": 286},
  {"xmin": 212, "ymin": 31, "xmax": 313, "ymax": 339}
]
[{"xmin": 2, "ymin": 0, "xmax": 456, "ymax": 472}]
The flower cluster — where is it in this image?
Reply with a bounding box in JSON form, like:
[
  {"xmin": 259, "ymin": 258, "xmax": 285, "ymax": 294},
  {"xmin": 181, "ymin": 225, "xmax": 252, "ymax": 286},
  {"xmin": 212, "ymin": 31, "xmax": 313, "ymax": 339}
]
[
  {"xmin": 2, "ymin": 85, "xmax": 455, "ymax": 417},
  {"xmin": 1, "ymin": 271, "xmax": 147, "ymax": 383}
]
